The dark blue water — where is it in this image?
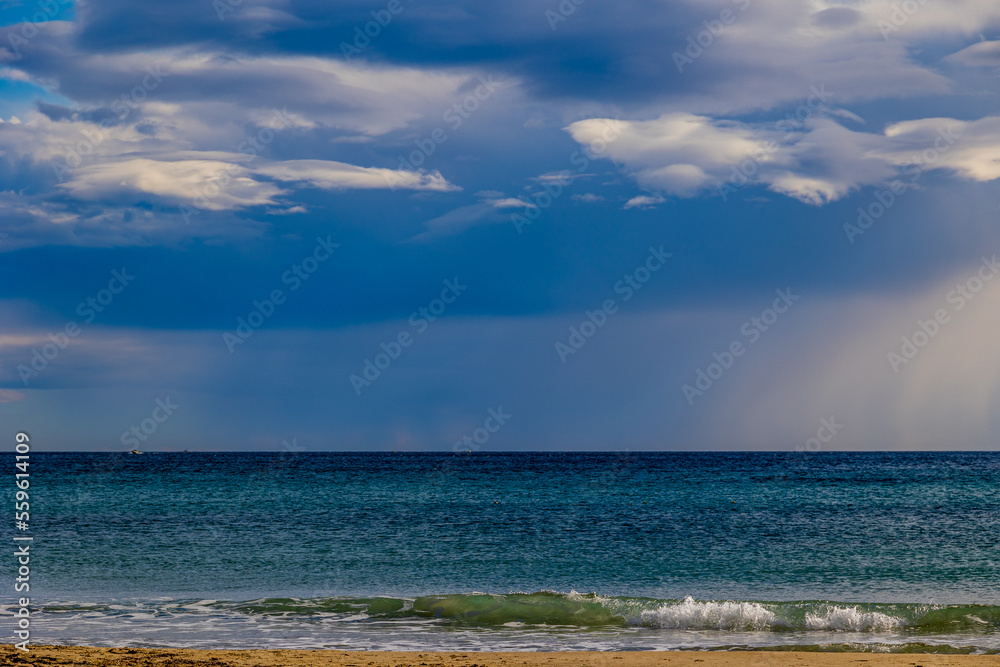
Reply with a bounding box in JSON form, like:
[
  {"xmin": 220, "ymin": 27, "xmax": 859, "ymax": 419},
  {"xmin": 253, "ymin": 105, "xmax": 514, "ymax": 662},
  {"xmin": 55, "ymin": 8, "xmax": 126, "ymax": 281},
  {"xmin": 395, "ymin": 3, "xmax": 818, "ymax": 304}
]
[{"xmin": 8, "ymin": 452, "xmax": 1000, "ymax": 652}]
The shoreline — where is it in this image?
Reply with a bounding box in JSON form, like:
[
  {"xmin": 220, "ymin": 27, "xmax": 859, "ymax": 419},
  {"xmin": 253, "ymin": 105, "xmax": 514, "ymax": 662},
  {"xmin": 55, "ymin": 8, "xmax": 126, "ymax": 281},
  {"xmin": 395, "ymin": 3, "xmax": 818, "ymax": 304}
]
[{"xmin": 3, "ymin": 647, "xmax": 1000, "ymax": 667}]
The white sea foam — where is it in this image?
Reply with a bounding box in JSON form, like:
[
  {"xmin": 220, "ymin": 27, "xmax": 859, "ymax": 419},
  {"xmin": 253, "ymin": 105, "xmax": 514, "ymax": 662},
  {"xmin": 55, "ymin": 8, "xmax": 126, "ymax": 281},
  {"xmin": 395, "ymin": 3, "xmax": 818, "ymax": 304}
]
[
  {"xmin": 638, "ymin": 596, "xmax": 778, "ymax": 630},
  {"xmin": 28, "ymin": 595, "xmax": 1000, "ymax": 653},
  {"xmin": 804, "ymin": 606, "xmax": 904, "ymax": 632},
  {"xmin": 567, "ymin": 590, "xmax": 609, "ymax": 603}
]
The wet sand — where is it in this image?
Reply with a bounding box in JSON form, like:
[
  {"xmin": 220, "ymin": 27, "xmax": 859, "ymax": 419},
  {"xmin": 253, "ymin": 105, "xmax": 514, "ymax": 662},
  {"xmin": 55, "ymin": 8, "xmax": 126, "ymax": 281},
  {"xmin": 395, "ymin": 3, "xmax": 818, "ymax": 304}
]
[{"xmin": 2, "ymin": 647, "xmax": 998, "ymax": 667}]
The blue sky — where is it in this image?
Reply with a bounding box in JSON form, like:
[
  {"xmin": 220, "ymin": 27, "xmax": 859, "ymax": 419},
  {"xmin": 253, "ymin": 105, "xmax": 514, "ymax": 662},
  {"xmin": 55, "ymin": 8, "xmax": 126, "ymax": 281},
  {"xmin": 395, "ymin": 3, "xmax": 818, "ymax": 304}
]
[{"xmin": 2, "ymin": 0, "xmax": 1000, "ymax": 451}]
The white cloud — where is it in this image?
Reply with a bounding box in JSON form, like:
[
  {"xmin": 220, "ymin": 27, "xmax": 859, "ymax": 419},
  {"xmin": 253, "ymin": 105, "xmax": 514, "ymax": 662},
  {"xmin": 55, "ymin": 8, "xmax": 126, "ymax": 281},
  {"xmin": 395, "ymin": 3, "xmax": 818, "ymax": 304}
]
[
  {"xmin": 636, "ymin": 0, "xmax": 958, "ymax": 116},
  {"xmin": 59, "ymin": 158, "xmax": 285, "ymax": 209},
  {"xmin": 56, "ymin": 156, "xmax": 457, "ymax": 210},
  {"xmin": 569, "ymin": 113, "xmax": 780, "ymax": 197},
  {"xmin": 856, "ymin": 0, "xmax": 1000, "ymax": 39},
  {"xmin": 766, "ymin": 174, "xmax": 843, "ymax": 206},
  {"xmin": 569, "ymin": 114, "xmax": 765, "ymax": 171},
  {"xmin": 624, "ymin": 194, "xmax": 665, "ymax": 209},
  {"xmin": 533, "ymin": 170, "xmax": 578, "ymax": 186},
  {"xmin": 946, "ymin": 39, "xmax": 1000, "ymax": 67},
  {"xmin": 879, "ymin": 117, "xmax": 1000, "ymax": 183},
  {"xmin": 488, "ymin": 197, "xmax": 533, "ymax": 208},
  {"xmin": 641, "ymin": 164, "xmax": 711, "ymax": 196},
  {"xmin": 567, "ymin": 113, "xmax": 1000, "ymax": 205},
  {"xmin": 255, "ymin": 159, "xmax": 458, "ymax": 192},
  {"xmin": 266, "ymin": 205, "xmax": 307, "ymax": 215},
  {"xmin": 0, "ymin": 43, "xmax": 487, "ymax": 245},
  {"xmin": 10, "ymin": 38, "xmax": 479, "ymax": 136}
]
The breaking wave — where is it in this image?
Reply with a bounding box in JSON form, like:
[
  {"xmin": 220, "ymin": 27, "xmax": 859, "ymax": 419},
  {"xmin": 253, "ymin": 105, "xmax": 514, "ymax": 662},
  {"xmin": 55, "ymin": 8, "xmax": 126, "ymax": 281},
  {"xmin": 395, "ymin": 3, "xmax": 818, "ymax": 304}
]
[{"xmin": 41, "ymin": 592, "xmax": 999, "ymax": 634}]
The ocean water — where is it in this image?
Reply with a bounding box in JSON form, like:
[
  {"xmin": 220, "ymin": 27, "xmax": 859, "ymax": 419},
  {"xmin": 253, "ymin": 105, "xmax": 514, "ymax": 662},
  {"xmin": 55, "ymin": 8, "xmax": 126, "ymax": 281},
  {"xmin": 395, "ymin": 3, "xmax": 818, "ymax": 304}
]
[{"xmin": 8, "ymin": 452, "xmax": 1000, "ymax": 652}]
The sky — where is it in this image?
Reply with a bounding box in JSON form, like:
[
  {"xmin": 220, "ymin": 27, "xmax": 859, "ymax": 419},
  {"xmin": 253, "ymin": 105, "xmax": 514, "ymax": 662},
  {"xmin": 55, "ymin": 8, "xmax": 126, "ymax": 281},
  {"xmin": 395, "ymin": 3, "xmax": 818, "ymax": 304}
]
[{"xmin": 2, "ymin": 0, "xmax": 1000, "ymax": 452}]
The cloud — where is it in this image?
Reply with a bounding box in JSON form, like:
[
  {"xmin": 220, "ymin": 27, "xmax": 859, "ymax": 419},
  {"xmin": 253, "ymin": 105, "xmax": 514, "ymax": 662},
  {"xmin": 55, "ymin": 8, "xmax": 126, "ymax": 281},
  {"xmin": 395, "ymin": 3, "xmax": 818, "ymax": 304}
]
[
  {"xmin": 412, "ymin": 188, "xmax": 547, "ymax": 241},
  {"xmin": 763, "ymin": 119, "xmax": 897, "ymax": 205},
  {"xmin": 880, "ymin": 117, "xmax": 1000, "ymax": 183},
  {"xmin": 7, "ymin": 0, "xmax": 1000, "ymax": 453},
  {"xmin": 569, "ymin": 114, "xmax": 762, "ymax": 170},
  {"xmin": 0, "ymin": 189, "xmax": 268, "ymax": 251},
  {"xmin": 641, "ymin": 164, "xmax": 711, "ymax": 197},
  {"xmin": 568, "ymin": 114, "xmax": 771, "ymax": 197},
  {"xmin": 623, "ymin": 195, "xmax": 665, "ymax": 210},
  {"xmin": 566, "ymin": 113, "xmax": 1000, "ymax": 205},
  {"xmin": 59, "ymin": 158, "xmax": 286, "ymax": 209},
  {"xmin": 946, "ymin": 39, "xmax": 1000, "ymax": 67},
  {"xmin": 532, "ymin": 170, "xmax": 581, "ymax": 187},
  {"xmin": 255, "ymin": 159, "xmax": 457, "ymax": 192},
  {"xmin": 55, "ymin": 156, "xmax": 457, "ymax": 213},
  {"xmin": 487, "ymin": 197, "xmax": 533, "ymax": 209},
  {"xmin": 9, "ymin": 0, "xmax": 970, "ymax": 123},
  {"xmin": 0, "ymin": 35, "xmax": 482, "ymax": 245},
  {"xmin": 0, "ymin": 92, "xmax": 459, "ymax": 247},
  {"xmin": 414, "ymin": 203, "xmax": 498, "ymax": 240},
  {"xmin": 4, "ymin": 29, "xmax": 476, "ymax": 135},
  {"xmin": 266, "ymin": 205, "xmax": 307, "ymax": 215},
  {"xmin": 811, "ymin": 7, "xmax": 862, "ymax": 30},
  {"xmin": 858, "ymin": 0, "xmax": 1000, "ymax": 39}
]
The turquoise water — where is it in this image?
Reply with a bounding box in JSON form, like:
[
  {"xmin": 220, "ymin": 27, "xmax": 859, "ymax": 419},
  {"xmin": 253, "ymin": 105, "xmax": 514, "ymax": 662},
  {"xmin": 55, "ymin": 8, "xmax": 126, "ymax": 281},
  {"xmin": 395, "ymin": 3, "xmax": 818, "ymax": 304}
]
[{"xmin": 9, "ymin": 452, "xmax": 1000, "ymax": 651}]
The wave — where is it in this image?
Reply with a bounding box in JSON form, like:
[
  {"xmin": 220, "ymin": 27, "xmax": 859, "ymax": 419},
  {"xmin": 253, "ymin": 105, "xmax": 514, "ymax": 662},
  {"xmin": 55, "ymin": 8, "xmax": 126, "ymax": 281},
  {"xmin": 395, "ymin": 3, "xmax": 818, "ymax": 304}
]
[{"xmin": 40, "ymin": 592, "xmax": 999, "ymax": 635}]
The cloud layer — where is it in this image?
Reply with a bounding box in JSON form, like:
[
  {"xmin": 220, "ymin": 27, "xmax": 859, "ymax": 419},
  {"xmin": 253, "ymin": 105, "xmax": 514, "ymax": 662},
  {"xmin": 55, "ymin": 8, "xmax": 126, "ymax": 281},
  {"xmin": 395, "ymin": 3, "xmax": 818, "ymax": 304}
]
[
  {"xmin": 566, "ymin": 113, "xmax": 1000, "ymax": 206},
  {"xmin": 2, "ymin": 0, "xmax": 1000, "ymax": 450}
]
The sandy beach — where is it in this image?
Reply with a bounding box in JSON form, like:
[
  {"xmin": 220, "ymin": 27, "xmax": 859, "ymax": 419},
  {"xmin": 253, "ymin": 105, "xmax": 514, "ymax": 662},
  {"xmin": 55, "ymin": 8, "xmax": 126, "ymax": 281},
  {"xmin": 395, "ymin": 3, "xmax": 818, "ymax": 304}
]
[{"xmin": 2, "ymin": 648, "xmax": 998, "ymax": 667}]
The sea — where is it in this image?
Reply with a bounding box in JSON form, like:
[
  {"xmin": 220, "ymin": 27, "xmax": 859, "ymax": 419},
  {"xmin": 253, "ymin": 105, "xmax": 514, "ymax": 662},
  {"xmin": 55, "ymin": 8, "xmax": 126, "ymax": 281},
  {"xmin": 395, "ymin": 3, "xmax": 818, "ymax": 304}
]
[{"xmin": 7, "ymin": 451, "xmax": 1000, "ymax": 653}]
